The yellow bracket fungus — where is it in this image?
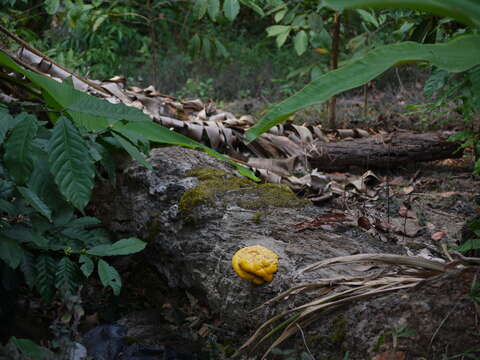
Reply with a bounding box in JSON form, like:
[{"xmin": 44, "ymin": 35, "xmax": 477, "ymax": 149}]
[{"xmin": 231, "ymin": 245, "xmax": 279, "ymax": 285}]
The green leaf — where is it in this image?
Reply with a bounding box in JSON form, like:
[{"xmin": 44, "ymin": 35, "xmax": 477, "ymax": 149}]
[
  {"xmin": 294, "ymin": 30, "xmax": 308, "ymax": 55},
  {"xmin": 98, "ymin": 259, "xmax": 122, "ymax": 295},
  {"xmin": 79, "ymin": 254, "xmax": 94, "ymax": 278},
  {"xmin": 239, "ymin": 0, "xmax": 264, "ymax": 16},
  {"xmin": 48, "ymin": 116, "xmax": 95, "ymax": 211},
  {"xmin": 4, "ymin": 113, "xmax": 38, "ymax": 184},
  {"xmin": 0, "ymin": 236, "xmax": 24, "ymax": 269},
  {"xmin": 0, "ymin": 108, "xmax": 11, "ymax": 145},
  {"xmin": 214, "ymin": 39, "xmax": 229, "ymax": 58},
  {"xmin": 0, "ymin": 179, "xmax": 15, "ymax": 199},
  {"xmin": 66, "ymin": 96, "xmax": 150, "ymax": 123},
  {"xmin": 424, "ymin": 69, "xmax": 449, "ymax": 97},
  {"xmin": 276, "ymin": 27, "xmax": 291, "ymax": 47},
  {"xmin": 245, "ymin": 34, "xmax": 480, "ymax": 142},
  {"xmin": 68, "ymin": 217, "xmax": 102, "ymax": 228},
  {"xmin": 274, "ymin": 9, "xmax": 287, "ymax": 23},
  {"xmin": 193, "ymin": 0, "xmax": 208, "ymax": 19},
  {"xmin": 55, "ymin": 256, "xmax": 80, "ymax": 296},
  {"xmin": 455, "ymin": 238, "xmax": 480, "ymax": 252},
  {"xmin": 112, "ymin": 132, "xmax": 152, "ymax": 170},
  {"xmin": 20, "ymin": 251, "xmax": 36, "ymax": 289},
  {"xmin": 223, "ymin": 0, "xmax": 240, "ymax": 21},
  {"xmin": 266, "ymin": 25, "xmax": 291, "ymax": 37},
  {"xmin": 88, "ymin": 237, "xmax": 147, "ymax": 257},
  {"xmin": 356, "ymin": 9, "xmax": 379, "ymax": 27},
  {"xmin": 44, "ymin": 0, "xmax": 59, "ymax": 14},
  {"xmin": 10, "ymin": 337, "xmax": 53, "ymax": 360},
  {"xmin": 0, "ymin": 199, "xmax": 18, "ymax": 216},
  {"xmin": 208, "ymin": 0, "xmax": 220, "ymax": 20},
  {"xmin": 17, "ymin": 187, "xmax": 52, "ymax": 222},
  {"xmin": 35, "ymin": 254, "xmax": 56, "ymax": 301},
  {"xmin": 93, "ymin": 14, "xmax": 108, "ymax": 32},
  {"xmin": 324, "ymin": 0, "xmax": 480, "ymax": 29},
  {"xmin": 117, "ymin": 121, "xmax": 259, "ymax": 181}
]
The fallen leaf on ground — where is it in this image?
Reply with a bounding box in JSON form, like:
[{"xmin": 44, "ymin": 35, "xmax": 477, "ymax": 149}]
[
  {"xmin": 399, "ymin": 204, "xmax": 417, "ymax": 219},
  {"xmin": 431, "ymin": 231, "xmax": 445, "ymax": 241}
]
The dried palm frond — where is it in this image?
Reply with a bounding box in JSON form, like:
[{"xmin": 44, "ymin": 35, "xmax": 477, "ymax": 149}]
[{"xmin": 233, "ymin": 253, "xmax": 456, "ymax": 359}]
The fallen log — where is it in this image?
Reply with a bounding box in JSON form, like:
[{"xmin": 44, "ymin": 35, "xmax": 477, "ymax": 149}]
[{"xmin": 308, "ymin": 131, "xmax": 462, "ymax": 171}]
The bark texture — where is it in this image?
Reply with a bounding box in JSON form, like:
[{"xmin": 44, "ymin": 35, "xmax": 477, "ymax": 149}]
[{"xmin": 309, "ymin": 132, "xmax": 461, "ymax": 171}]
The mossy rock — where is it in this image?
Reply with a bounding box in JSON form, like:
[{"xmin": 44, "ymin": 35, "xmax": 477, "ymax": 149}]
[{"xmin": 179, "ymin": 168, "xmax": 309, "ymax": 219}]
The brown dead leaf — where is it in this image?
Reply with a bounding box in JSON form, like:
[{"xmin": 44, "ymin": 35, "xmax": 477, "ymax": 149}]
[
  {"xmin": 198, "ymin": 324, "xmax": 210, "ymax": 337},
  {"xmin": 294, "ymin": 213, "xmax": 351, "ymax": 232},
  {"xmin": 437, "ymin": 191, "xmax": 459, "ymax": 198},
  {"xmin": 358, "ymin": 216, "xmax": 372, "ymax": 230},
  {"xmin": 399, "ymin": 205, "xmax": 417, "ymax": 219},
  {"xmin": 402, "ymin": 185, "xmax": 415, "ymax": 195},
  {"xmin": 431, "ymin": 231, "xmax": 445, "ymax": 241}
]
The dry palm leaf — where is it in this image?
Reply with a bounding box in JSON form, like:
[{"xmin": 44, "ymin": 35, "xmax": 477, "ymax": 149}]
[{"xmin": 233, "ymin": 253, "xmax": 457, "ymax": 359}]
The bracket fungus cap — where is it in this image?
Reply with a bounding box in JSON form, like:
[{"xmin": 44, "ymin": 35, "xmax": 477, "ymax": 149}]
[{"xmin": 231, "ymin": 245, "xmax": 279, "ymax": 285}]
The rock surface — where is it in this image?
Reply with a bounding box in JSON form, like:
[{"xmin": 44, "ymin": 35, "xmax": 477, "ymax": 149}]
[{"xmin": 91, "ymin": 147, "xmax": 480, "ymax": 359}]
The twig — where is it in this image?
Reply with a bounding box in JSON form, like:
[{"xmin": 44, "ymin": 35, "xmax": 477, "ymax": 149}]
[{"xmin": 296, "ymin": 324, "xmax": 316, "ymax": 360}]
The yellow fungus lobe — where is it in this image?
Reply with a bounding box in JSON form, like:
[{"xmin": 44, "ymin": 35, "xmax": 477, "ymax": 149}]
[{"xmin": 231, "ymin": 245, "xmax": 278, "ymax": 285}]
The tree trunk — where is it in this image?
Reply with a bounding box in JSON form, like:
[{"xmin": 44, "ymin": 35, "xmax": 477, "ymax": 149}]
[
  {"xmin": 308, "ymin": 132, "xmax": 462, "ymax": 171},
  {"xmin": 328, "ymin": 12, "xmax": 341, "ymax": 130}
]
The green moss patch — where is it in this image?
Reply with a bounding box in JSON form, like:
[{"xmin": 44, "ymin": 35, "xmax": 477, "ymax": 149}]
[{"xmin": 179, "ymin": 168, "xmax": 309, "ymax": 219}]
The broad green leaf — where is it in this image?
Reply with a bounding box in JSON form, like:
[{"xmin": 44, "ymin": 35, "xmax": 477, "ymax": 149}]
[
  {"xmin": 214, "ymin": 39, "xmax": 229, "ymax": 58},
  {"xmin": 79, "ymin": 254, "xmax": 94, "ymax": 278},
  {"xmin": 356, "ymin": 9, "xmax": 379, "ymax": 27},
  {"xmin": 66, "ymin": 96, "xmax": 150, "ymax": 123},
  {"xmin": 112, "ymin": 132, "xmax": 153, "ymax": 170},
  {"xmin": 223, "ymin": 0, "xmax": 240, "ymax": 21},
  {"xmin": 55, "ymin": 256, "xmax": 80, "ymax": 296},
  {"xmin": 4, "ymin": 113, "xmax": 38, "ymax": 184},
  {"xmin": 276, "ymin": 28, "xmax": 291, "ymax": 47},
  {"xmin": 20, "ymin": 251, "xmax": 36, "ymax": 289},
  {"xmin": 193, "ymin": 0, "xmax": 208, "ymax": 19},
  {"xmin": 245, "ymin": 34, "xmax": 480, "ymax": 142},
  {"xmin": 239, "ymin": 0, "xmax": 264, "ymax": 16},
  {"xmin": 266, "ymin": 25, "xmax": 291, "ymax": 37},
  {"xmin": 17, "ymin": 186, "xmax": 52, "ymax": 222},
  {"xmin": 35, "ymin": 254, "xmax": 57, "ymax": 302},
  {"xmin": 190, "ymin": 34, "xmax": 202, "ymax": 54},
  {"xmin": 202, "ymin": 37, "xmax": 213, "ymax": 60},
  {"xmin": 274, "ymin": 9, "xmax": 287, "ymax": 23},
  {"xmin": 0, "ymin": 199, "xmax": 18, "ymax": 216},
  {"xmin": 208, "ymin": 0, "xmax": 220, "ymax": 20},
  {"xmin": 0, "ymin": 108, "xmax": 11, "ymax": 145},
  {"xmin": 48, "ymin": 116, "xmax": 95, "ymax": 211},
  {"xmin": 98, "ymin": 259, "xmax": 122, "ymax": 295},
  {"xmin": 324, "ymin": 0, "xmax": 480, "ymax": 29},
  {"xmin": 68, "ymin": 217, "xmax": 102, "ymax": 228},
  {"xmin": 120, "ymin": 121, "xmax": 259, "ymax": 181},
  {"xmin": 0, "ymin": 236, "xmax": 24, "ymax": 269},
  {"xmin": 88, "ymin": 237, "xmax": 147, "ymax": 257},
  {"xmin": 10, "ymin": 337, "xmax": 53, "ymax": 360},
  {"xmin": 0, "ymin": 179, "xmax": 15, "ymax": 199},
  {"xmin": 44, "ymin": 0, "xmax": 60, "ymax": 14},
  {"xmin": 294, "ymin": 30, "xmax": 308, "ymax": 55}
]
